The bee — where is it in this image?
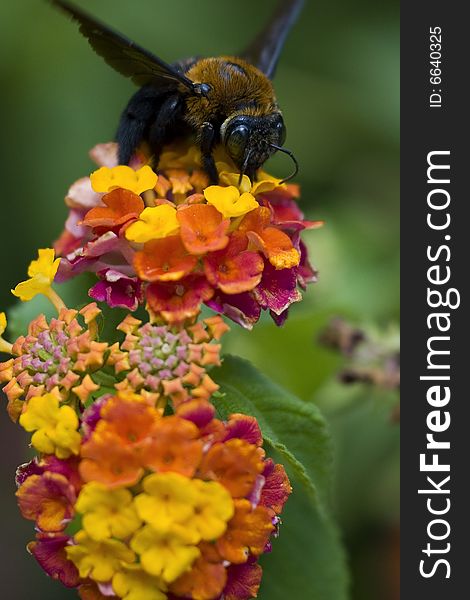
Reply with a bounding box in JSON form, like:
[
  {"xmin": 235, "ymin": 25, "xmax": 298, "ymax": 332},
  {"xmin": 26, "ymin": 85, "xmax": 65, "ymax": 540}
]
[{"xmin": 51, "ymin": 0, "xmax": 303, "ymax": 183}]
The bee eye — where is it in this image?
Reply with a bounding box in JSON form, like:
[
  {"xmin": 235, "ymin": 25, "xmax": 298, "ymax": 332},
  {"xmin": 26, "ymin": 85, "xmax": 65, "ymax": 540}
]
[
  {"xmin": 226, "ymin": 124, "xmax": 249, "ymax": 159},
  {"xmin": 276, "ymin": 119, "xmax": 287, "ymax": 145}
]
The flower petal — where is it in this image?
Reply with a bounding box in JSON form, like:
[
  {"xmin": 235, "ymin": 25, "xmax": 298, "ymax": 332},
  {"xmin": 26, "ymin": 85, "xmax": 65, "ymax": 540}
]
[
  {"xmin": 224, "ymin": 414, "xmax": 263, "ymax": 446},
  {"xmin": 177, "ymin": 204, "xmax": 230, "ymax": 254},
  {"xmin": 146, "ymin": 276, "xmax": 214, "ymax": 324},
  {"xmin": 82, "ymin": 189, "xmax": 144, "ymax": 229},
  {"xmin": 134, "ymin": 236, "xmax": 198, "ymax": 282},
  {"xmin": 223, "ymin": 562, "xmax": 263, "ymax": 600},
  {"xmin": 203, "ymin": 235, "xmax": 264, "ymax": 294},
  {"xmin": 217, "ymin": 499, "xmax": 274, "ymax": 563},
  {"xmin": 125, "ymin": 205, "xmax": 179, "ymax": 243},
  {"xmin": 89, "ymin": 269, "xmax": 143, "ymax": 310},
  {"xmin": 254, "ymin": 261, "xmax": 302, "ymax": 315},
  {"xmin": 89, "ymin": 142, "xmax": 119, "ymax": 168},
  {"xmin": 199, "ymin": 438, "xmax": 264, "ymax": 498},
  {"xmin": 204, "ymin": 186, "xmax": 258, "ymax": 218},
  {"xmin": 259, "ymin": 459, "xmax": 292, "ymax": 514},
  {"xmin": 28, "ymin": 534, "xmax": 80, "ymax": 588},
  {"xmin": 90, "ymin": 165, "xmax": 157, "ymax": 195},
  {"xmin": 65, "ymin": 177, "xmax": 103, "ymax": 210},
  {"xmin": 17, "ymin": 471, "xmax": 76, "ymax": 532},
  {"xmin": 206, "ymin": 291, "xmax": 261, "ymax": 329}
]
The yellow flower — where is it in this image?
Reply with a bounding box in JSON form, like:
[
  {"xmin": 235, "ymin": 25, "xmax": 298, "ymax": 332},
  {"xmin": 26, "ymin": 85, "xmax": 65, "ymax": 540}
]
[
  {"xmin": 66, "ymin": 530, "xmax": 135, "ymax": 582},
  {"xmin": 0, "ymin": 312, "xmax": 6, "ymax": 336},
  {"xmin": 112, "ymin": 565, "xmax": 167, "ymax": 600},
  {"xmin": 131, "ymin": 524, "xmax": 200, "ymax": 583},
  {"xmin": 125, "ymin": 205, "xmax": 179, "ymax": 243},
  {"xmin": 204, "ymin": 185, "xmax": 259, "ymax": 219},
  {"xmin": 27, "ymin": 248, "xmax": 60, "ymax": 281},
  {"xmin": 90, "ymin": 165, "xmax": 158, "ymax": 195},
  {"xmin": 218, "ymin": 172, "xmax": 251, "ymax": 193},
  {"xmin": 135, "ymin": 472, "xmax": 198, "ymax": 533},
  {"xmin": 0, "ymin": 312, "xmax": 11, "ymax": 354},
  {"xmin": 219, "ymin": 171, "xmax": 284, "ymax": 196},
  {"xmin": 76, "ymin": 482, "xmax": 142, "ymax": 541},
  {"xmin": 11, "ymin": 249, "xmax": 62, "ymax": 305},
  {"xmin": 186, "ymin": 480, "xmax": 234, "ymax": 541},
  {"xmin": 19, "ymin": 393, "xmax": 81, "ymax": 459},
  {"xmin": 251, "ymin": 171, "xmax": 284, "ymax": 195},
  {"xmin": 134, "ymin": 473, "xmax": 234, "ymax": 545}
]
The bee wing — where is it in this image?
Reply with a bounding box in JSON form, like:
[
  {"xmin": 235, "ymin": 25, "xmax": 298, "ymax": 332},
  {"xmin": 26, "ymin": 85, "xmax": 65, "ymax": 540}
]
[
  {"xmin": 240, "ymin": 0, "xmax": 304, "ymax": 79},
  {"xmin": 51, "ymin": 0, "xmax": 197, "ymax": 92}
]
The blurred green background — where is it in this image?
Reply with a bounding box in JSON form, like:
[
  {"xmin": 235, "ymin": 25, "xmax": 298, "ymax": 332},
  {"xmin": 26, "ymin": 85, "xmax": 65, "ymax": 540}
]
[{"xmin": 0, "ymin": 0, "xmax": 399, "ymax": 598}]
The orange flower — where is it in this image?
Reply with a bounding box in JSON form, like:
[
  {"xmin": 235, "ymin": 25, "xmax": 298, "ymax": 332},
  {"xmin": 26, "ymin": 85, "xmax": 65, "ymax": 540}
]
[
  {"xmin": 166, "ymin": 168, "xmax": 193, "ymax": 196},
  {"xmin": 82, "ymin": 188, "xmax": 144, "ymax": 230},
  {"xmin": 79, "ymin": 432, "xmax": 143, "ymax": 487},
  {"xmin": 134, "ymin": 236, "xmax": 198, "ymax": 282},
  {"xmin": 96, "ymin": 393, "xmax": 161, "ymax": 443},
  {"xmin": 217, "ymin": 499, "xmax": 274, "ymax": 563},
  {"xmin": 80, "ymin": 430, "xmax": 144, "ymax": 487},
  {"xmin": 144, "ymin": 415, "xmax": 203, "ymax": 477},
  {"xmin": 170, "ymin": 546, "xmax": 227, "ymax": 600},
  {"xmin": 80, "ymin": 394, "xmax": 166, "ymax": 487},
  {"xmin": 177, "ymin": 204, "xmax": 230, "ymax": 255},
  {"xmin": 199, "ymin": 438, "xmax": 264, "ymax": 498},
  {"xmin": 146, "ymin": 275, "xmax": 214, "ymax": 324},
  {"xmin": 239, "ymin": 207, "xmax": 300, "ymax": 269},
  {"xmin": 203, "ymin": 234, "xmax": 264, "ymax": 294},
  {"xmin": 189, "ymin": 170, "xmax": 210, "ymax": 193}
]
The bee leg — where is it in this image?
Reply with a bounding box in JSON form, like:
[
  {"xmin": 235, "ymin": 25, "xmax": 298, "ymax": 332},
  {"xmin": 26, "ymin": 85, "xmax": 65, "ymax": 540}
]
[
  {"xmin": 200, "ymin": 122, "xmax": 218, "ymax": 183},
  {"xmin": 147, "ymin": 94, "xmax": 184, "ymax": 169},
  {"xmin": 116, "ymin": 87, "xmax": 162, "ymax": 165}
]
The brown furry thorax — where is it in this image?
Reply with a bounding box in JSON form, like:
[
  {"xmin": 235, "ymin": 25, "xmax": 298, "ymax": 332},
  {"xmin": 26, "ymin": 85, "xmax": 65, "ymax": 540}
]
[{"xmin": 184, "ymin": 56, "xmax": 279, "ymax": 129}]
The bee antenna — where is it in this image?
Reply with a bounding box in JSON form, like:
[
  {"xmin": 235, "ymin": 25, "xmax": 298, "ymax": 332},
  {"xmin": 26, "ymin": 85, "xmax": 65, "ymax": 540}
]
[
  {"xmin": 269, "ymin": 143, "xmax": 299, "ymax": 183},
  {"xmin": 239, "ymin": 149, "xmax": 253, "ymax": 185}
]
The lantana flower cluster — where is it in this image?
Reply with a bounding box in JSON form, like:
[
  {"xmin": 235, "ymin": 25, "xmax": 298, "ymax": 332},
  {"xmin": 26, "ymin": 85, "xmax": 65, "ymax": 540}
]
[
  {"xmin": 14, "ymin": 391, "xmax": 291, "ymax": 600},
  {"xmin": 54, "ymin": 142, "xmax": 320, "ymax": 328}
]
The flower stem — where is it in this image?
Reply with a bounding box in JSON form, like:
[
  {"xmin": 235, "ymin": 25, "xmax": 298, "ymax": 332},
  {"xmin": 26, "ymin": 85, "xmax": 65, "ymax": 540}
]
[
  {"xmin": 0, "ymin": 338, "xmax": 13, "ymax": 354},
  {"xmin": 46, "ymin": 288, "xmax": 66, "ymax": 313}
]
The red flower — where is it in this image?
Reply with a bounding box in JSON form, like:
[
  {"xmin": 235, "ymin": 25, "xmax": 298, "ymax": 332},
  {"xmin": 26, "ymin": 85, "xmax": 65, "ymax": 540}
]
[
  {"xmin": 223, "ymin": 562, "xmax": 263, "ymax": 600},
  {"xmin": 259, "ymin": 459, "xmax": 292, "ymax": 514},
  {"xmin": 223, "ymin": 414, "xmax": 263, "ymax": 446},
  {"xmin": 28, "ymin": 534, "xmax": 80, "ymax": 588},
  {"xmin": 204, "ymin": 234, "xmax": 264, "ymax": 294},
  {"xmin": 146, "ymin": 275, "xmax": 214, "ymax": 324}
]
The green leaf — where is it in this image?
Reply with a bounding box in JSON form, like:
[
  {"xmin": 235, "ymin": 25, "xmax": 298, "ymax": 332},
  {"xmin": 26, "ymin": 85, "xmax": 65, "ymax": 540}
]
[
  {"xmin": 213, "ymin": 355, "xmax": 332, "ymax": 509},
  {"xmin": 212, "ymin": 356, "xmax": 349, "ymax": 599},
  {"xmin": 259, "ymin": 483, "xmax": 349, "ymax": 600},
  {"xmin": 222, "ymin": 310, "xmax": 343, "ymax": 402},
  {"xmin": 325, "ymin": 386, "xmax": 400, "ymax": 531}
]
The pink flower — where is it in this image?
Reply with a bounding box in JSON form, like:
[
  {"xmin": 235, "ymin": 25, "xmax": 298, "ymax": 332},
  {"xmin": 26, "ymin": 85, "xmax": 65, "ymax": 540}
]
[
  {"xmin": 28, "ymin": 534, "xmax": 80, "ymax": 588},
  {"xmin": 89, "ymin": 269, "xmax": 143, "ymax": 311}
]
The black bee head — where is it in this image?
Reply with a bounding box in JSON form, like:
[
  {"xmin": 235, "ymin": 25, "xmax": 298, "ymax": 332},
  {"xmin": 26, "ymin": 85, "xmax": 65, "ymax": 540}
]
[{"xmin": 221, "ymin": 112, "xmax": 288, "ymax": 181}]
